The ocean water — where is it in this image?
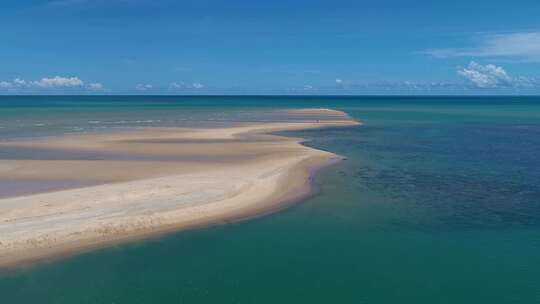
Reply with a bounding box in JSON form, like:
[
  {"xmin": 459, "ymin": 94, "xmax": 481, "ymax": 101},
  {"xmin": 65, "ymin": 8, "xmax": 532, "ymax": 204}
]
[{"xmin": 1, "ymin": 96, "xmax": 540, "ymax": 303}]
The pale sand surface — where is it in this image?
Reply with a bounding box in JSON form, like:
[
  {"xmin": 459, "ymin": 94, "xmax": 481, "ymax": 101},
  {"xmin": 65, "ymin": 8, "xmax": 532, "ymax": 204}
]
[{"xmin": 0, "ymin": 109, "xmax": 359, "ymax": 267}]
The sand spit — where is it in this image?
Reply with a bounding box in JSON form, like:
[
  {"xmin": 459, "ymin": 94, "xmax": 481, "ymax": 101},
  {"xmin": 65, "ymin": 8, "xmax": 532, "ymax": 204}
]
[{"xmin": 0, "ymin": 109, "xmax": 360, "ymax": 267}]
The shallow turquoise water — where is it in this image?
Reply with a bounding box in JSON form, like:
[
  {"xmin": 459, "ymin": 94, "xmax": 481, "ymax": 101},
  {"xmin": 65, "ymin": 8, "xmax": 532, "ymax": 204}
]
[{"xmin": 1, "ymin": 96, "xmax": 540, "ymax": 303}]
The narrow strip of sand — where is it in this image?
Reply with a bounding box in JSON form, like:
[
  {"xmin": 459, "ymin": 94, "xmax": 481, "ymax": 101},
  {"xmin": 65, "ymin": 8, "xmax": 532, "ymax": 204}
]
[{"xmin": 0, "ymin": 109, "xmax": 359, "ymax": 267}]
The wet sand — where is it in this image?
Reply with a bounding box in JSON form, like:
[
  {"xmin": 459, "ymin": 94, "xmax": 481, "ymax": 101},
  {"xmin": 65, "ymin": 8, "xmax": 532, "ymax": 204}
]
[{"xmin": 0, "ymin": 109, "xmax": 359, "ymax": 267}]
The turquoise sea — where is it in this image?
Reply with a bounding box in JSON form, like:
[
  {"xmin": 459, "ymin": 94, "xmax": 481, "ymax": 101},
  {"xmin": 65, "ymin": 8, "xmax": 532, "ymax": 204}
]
[{"xmin": 1, "ymin": 96, "xmax": 540, "ymax": 303}]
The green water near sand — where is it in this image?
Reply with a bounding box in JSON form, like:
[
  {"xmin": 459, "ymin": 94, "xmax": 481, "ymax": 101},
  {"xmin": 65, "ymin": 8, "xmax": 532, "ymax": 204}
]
[{"xmin": 1, "ymin": 96, "xmax": 540, "ymax": 303}]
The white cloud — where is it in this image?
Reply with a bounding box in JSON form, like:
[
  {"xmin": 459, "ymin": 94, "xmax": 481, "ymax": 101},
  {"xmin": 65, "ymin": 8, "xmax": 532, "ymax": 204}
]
[
  {"xmin": 0, "ymin": 81, "xmax": 14, "ymax": 89},
  {"xmin": 32, "ymin": 76, "xmax": 83, "ymax": 88},
  {"xmin": 334, "ymin": 79, "xmax": 461, "ymax": 91},
  {"xmin": 135, "ymin": 84, "xmax": 153, "ymax": 90},
  {"xmin": 169, "ymin": 82, "xmax": 185, "ymax": 89},
  {"xmin": 457, "ymin": 62, "xmax": 511, "ymax": 88},
  {"xmin": 425, "ymin": 32, "xmax": 540, "ymax": 62},
  {"xmin": 169, "ymin": 81, "xmax": 205, "ymax": 90},
  {"xmin": 457, "ymin": 61, "xmax": 539, "ymax": 89},
  {"xmin": 329, "ymin": 69, "xmax": 539, "ymax": 92},
  {"xmin": 87, "ymin": 83, "xmax": 104, "ymax": 90},
  {"xmin": 0, "ymin": 76, "xmax": 94, "ymax": 91},
  {"xmin": 13, "ymin": 78, "xmax": 27, "ymax": 86}
]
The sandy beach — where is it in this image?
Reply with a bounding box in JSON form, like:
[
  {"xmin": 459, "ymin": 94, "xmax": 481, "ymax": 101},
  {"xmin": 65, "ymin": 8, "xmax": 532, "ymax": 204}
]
[{"xmin": 0, "ymin": 109, "xmax": 359, "ymax": 267}]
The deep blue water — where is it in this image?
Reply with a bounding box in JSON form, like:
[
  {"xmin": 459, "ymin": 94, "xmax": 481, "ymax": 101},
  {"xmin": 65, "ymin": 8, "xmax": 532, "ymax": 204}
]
[{"xmin": 1, "ymin": 96, "xmax": 539, "ymax": 303}]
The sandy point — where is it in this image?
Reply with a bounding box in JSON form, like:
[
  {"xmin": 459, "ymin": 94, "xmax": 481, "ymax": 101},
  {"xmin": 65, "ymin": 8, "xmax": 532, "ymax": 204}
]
[{"xmin": 0, "ymin": 108, "xmax": 360, "ymax": 267}]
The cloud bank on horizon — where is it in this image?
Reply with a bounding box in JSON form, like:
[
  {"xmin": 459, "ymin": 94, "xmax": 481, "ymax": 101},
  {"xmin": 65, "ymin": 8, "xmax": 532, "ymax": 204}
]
[
  {"xmin": 1, "ymin": 60, "xmax": 538, "ymax": 94},
  {"xmin": 2, "ymin": 64, "xmax": 538, "ymax": 94},
  {"xmin": 0, "ymin": 76, "xmax": 104, "ymax": 92}
]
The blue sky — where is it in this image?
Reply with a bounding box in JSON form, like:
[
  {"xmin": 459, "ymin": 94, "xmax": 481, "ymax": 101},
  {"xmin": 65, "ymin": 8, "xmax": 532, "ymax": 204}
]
[{"xmin": 1, "ymin": 0, "xmax": 540, "ymax": 94}]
